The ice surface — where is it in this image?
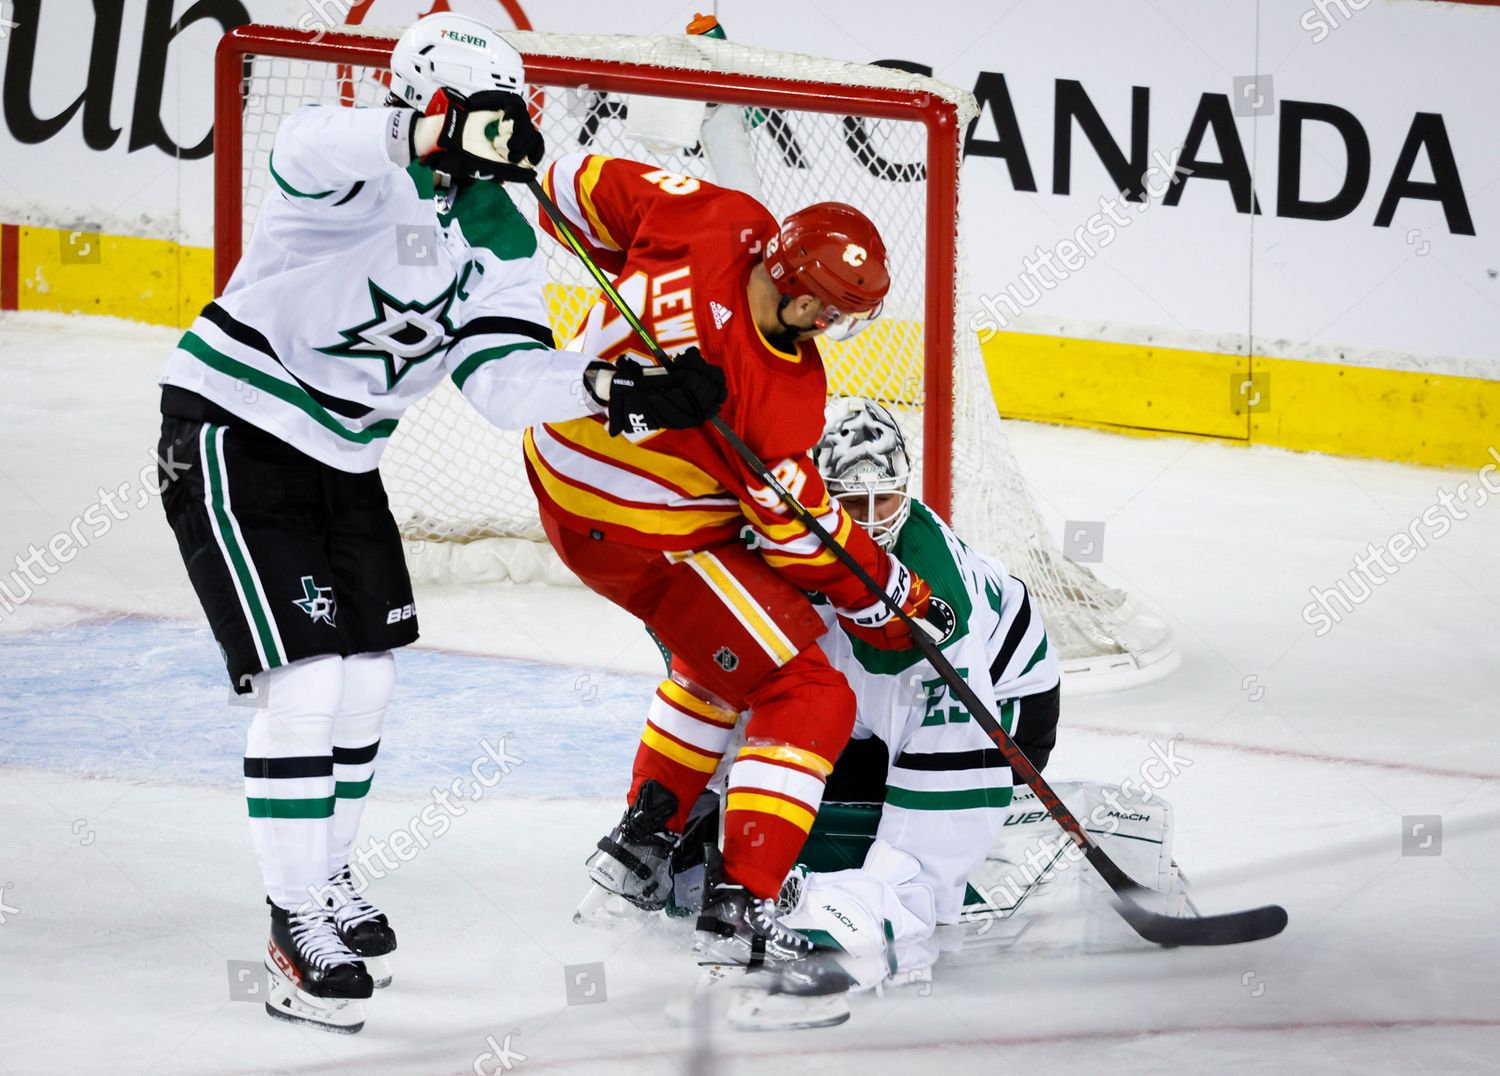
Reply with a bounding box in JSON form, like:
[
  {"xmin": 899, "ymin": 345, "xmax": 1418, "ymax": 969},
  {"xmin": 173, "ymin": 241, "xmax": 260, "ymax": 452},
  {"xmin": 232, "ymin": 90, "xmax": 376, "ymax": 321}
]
[{"xmin": 1, "ymin": 312, "xmax": 1497, "ymax": 1074}]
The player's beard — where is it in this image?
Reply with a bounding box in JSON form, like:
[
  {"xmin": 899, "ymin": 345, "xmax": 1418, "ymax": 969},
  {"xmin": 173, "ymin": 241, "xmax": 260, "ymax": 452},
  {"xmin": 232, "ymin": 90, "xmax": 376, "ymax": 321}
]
[{"xmin": 768, "ymin": 296, "xmax": 806, "ymax": 353}]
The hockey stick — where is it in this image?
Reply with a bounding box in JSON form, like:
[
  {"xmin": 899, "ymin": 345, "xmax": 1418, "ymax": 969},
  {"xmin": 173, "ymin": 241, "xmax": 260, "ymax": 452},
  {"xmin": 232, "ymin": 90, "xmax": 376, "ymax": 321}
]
[{"xmin": 527, "ymin": 174, "xmax": 1287, "ymax": 947}]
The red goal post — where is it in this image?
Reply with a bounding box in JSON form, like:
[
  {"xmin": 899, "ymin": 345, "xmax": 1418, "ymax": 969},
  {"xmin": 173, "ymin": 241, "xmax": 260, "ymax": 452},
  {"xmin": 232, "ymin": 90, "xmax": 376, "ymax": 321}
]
[{"xmin": 212, "ymin": 23, "xmax": 962, "ymax": 519}]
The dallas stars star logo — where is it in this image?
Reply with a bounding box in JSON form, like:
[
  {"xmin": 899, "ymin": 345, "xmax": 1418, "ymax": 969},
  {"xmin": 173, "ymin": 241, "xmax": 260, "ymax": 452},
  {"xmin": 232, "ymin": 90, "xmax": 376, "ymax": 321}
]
[
  {"xmin": 315, "ymin": 279, "xmax": 459, "ymax": 389},
  {"xmin": 293, "ymin": 575, "xmax": 337, "ymax": 627}
]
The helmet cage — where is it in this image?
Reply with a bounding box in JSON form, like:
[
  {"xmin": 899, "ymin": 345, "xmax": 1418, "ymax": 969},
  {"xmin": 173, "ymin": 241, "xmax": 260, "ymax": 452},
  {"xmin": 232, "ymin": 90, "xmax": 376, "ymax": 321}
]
[{"xmin": 827, "ymin": 465, "xmax": 912, "ymax": 550}]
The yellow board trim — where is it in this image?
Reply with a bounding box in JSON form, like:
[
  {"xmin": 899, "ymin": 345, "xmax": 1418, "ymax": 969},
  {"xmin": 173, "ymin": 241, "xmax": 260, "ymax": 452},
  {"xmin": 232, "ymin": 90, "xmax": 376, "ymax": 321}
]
[
  {"xmin": 1249, "ymin": 356, "xmax": 1500, "ymax": 467},
  {"xmin": 984, "ymin": 330, "xmax": 1249, "ymax": 440},
  {"xmin": 641, "ymin": 724, "xmax": 720, "ymax": 773},
  {"xmin": 737, "ymin": 743, "xmax": 834, "ymax": 778},
  {"xmin": 15, "ymin": 225, "xmax": 213, "ymax": 329},
  {"xmin": 7, "ymin": 223, "xmax": 1496, "ymax": 471},
  {"xmin": 725, "ymin": 791, "xmax": 816, "ymax": 832}
]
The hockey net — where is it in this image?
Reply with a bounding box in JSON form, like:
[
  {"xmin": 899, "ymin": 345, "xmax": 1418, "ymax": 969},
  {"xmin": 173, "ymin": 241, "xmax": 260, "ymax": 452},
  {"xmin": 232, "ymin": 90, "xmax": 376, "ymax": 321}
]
[{"xmin": 217, "ymin": 25, "xmax": 1177, "ymax": 691}]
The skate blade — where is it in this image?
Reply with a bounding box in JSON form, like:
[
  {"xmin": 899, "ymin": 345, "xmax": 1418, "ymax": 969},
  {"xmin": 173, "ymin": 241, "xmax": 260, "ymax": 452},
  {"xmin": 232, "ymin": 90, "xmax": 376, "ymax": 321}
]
[
  {"xmin": 727, "ymin": 979, "xmax": 850, "ymax": 1031},
  {"xmin": 264, "ymin": 966, "xmax": 367, "ymax": 1033},
  {"xmin": 364, "ymin": 954, "xmax": 393, "ymax": 989},
  {"xmin": 664, "ymin": 964, "xmax": 733, "ymax": 1027},
  {"xmin": 665, "ymin": 964, "xmax": 850, "ymax": 1031},
  {"xmin": 573, "ymin": 883, "xmax": 652, "ymax": 927}
]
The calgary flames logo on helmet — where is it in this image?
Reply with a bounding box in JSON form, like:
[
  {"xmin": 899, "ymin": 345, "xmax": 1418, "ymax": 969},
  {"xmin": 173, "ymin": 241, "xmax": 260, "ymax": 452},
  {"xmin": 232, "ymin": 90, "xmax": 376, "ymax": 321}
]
[{"xmin": 764, "ymin": 203, "xmax": 890, "ymax": 313}]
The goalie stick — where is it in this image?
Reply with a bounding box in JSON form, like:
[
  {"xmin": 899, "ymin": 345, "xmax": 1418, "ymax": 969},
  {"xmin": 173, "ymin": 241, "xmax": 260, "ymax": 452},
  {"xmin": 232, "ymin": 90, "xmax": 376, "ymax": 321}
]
[{"xmin": 528, "ymin": 174, "xmax": 1287, "ymax": 948}]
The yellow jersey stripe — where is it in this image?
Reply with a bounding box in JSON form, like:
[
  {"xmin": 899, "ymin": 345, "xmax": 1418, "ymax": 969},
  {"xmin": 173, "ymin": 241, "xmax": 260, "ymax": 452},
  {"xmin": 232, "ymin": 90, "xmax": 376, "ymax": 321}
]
[
  {"xmin": 577, "ymin": 155, "xmax": 621, "ymax": 251},
  {"xmin": 659, "ymin": 679, "xmax": 738, "ymax": 726},
  {"xmin": 749, "ymin": 497, "xmax": 840, "ymax": 540},
  {"xmin": 550, "ymin": 418, "xmax": 726, "ymax": 497},
  {"xmin": 689, "ymin": 552, "xmax": 798, "ymax": 664},
  {"xmin": 737, "ymin": 743, "xmax": 834, "ymax": 778},
  {"xmin": 641, "ymin": 724, "xmax": 720, "ymax": 773},
  {"xmin": 525, "ymin": 434, "xmax": 741, "ymax": 536},
  {"xmin": 725, "ymin": 791, "xmax": 816, "ymax": 832}
]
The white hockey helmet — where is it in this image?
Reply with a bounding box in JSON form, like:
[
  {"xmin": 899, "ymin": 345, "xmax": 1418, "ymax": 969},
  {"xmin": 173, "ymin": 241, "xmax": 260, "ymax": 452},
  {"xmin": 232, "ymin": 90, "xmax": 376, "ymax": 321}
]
[
  {"xmin": 389, "ymin": 13, "xmax": 525, "ymax": 111},
  {"xmin": 813, "ymin": 397, "xmax": 913, "ymax": 550}
]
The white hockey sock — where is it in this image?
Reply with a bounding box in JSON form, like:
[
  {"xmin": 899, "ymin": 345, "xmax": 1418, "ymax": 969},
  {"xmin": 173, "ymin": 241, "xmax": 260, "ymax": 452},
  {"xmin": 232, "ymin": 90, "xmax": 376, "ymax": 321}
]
[
  {"xmin": 244, "ymin": 654, "xmax": 344, "ymax": 911},
  {"xmin": 329, "ymin": 651, "xmax": 395, "ymax": 879}
]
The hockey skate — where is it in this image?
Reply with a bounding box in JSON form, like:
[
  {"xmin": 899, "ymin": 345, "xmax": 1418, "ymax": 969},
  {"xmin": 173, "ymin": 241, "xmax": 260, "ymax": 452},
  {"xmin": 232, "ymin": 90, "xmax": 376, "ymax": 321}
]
[
  {"xmin": 581, "ymin": 780, "xmax": 680, "ymax": 914},
  {"xmin": 264, "ymin": 900, "xmax": 374, "ymax": 1033},
  {"xmin": 684, "ymin": 849, "xmax": 855, "ymax": 1031},
  {"xmin": 323, "ymin": 867, "xmax": 397, "ymax": 988}
]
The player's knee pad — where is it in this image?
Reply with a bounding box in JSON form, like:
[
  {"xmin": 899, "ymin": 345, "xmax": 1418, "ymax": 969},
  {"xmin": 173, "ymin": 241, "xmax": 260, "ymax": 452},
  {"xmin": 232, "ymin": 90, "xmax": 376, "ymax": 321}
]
[
  {"xmin": 742, "ymin": 645, "xmax": 856, "ymax": 759},
  {"xmin": 246, "ymin": 653, "xmax": 344, "ymax": 754},
  {"xmin": 780, "ymin": 841, "xmax": 937, "ymax": 990},
  {"xmin": 337, "ymin": 650, "xmax": 395, "ymax": 739}
]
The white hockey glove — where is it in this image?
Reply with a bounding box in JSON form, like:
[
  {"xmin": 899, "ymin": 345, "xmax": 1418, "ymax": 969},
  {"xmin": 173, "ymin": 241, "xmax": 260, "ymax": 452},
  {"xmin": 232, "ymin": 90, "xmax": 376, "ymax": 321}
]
[{"xmin": 412, "ymin": 88, "xmax": 543, "ymax": 184}]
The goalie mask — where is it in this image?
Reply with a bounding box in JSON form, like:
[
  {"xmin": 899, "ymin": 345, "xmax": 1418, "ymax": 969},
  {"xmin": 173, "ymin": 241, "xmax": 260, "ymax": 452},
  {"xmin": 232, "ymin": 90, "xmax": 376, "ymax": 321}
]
[
  {"xmin": 390, "ymin": 13, "xmax": 526, "ymax": 111},
  {"xmin": 814, "ymin": 398, "xmax": 912, "ymax": 550}
]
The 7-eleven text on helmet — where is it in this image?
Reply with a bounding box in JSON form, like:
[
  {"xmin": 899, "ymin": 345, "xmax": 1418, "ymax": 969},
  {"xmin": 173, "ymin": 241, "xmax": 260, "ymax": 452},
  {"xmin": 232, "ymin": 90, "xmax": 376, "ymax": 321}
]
[
  {"xmin": 389, "ymin": 12, "xmax": 527, "ymax": 111},
  {"xmin": 764, "ymin": 203, "xmax": 890, "ymax": 341}
]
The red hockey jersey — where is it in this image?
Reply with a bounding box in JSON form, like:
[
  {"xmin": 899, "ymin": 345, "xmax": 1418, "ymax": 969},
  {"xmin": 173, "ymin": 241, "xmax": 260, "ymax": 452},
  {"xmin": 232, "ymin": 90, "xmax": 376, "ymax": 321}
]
[{"xmin": 523, "ymin": 153, "xmax": 899, "ymax": 615}]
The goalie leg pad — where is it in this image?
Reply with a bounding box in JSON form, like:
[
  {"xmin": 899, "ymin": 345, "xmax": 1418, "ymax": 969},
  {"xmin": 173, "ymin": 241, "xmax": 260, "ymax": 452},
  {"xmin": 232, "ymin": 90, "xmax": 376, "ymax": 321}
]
[{"xmin": 779, "ymin": 841, "xmax": 938, "ymax": 992}]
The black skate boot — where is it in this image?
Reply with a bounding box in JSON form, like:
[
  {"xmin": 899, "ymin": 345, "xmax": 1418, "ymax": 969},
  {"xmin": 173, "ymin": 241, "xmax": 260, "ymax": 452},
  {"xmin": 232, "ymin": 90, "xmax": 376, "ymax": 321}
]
[
  {"xmin": 690, "ymin": 848, "xmax": 855, "ymax": 1030},
  {"xmin": 584, "ymin": 779, "xmax": 680, "ymax": 911},
  {"xmin": 264, "ymin": 899, "xmax": 374, "ymax": 1034},
  {"xmin": 323, "ymin": 868, "xmax": 397, "ymax": 988}
]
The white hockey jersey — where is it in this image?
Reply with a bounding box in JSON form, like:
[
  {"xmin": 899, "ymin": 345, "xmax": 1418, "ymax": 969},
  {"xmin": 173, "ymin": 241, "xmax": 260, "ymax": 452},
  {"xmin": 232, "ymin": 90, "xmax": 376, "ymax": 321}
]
[
  {"xmin": 817, "ymin": 500, "xmax": 1060, "ymax": 924},
  {"xmin": 161, "ymin": 105, "xmax": 598, "ymax": 472}
]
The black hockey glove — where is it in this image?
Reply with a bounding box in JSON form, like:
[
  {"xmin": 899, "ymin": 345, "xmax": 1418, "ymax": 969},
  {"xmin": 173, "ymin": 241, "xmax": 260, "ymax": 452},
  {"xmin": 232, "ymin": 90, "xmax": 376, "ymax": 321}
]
[
  {"xmin": 585, "ymin": 348, "xmax": 728, "ymax": 436},
  {"xmin": 420, "ymin": 88, "xmax": 544, "ymax": 185}
]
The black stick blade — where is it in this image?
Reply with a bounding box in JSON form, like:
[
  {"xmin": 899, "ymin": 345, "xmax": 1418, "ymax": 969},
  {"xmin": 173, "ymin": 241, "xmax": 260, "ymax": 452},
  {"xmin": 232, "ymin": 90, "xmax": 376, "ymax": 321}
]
[{"xmin": 1114, "ymin": 897, "xmax": 1289, "ymax": 947}]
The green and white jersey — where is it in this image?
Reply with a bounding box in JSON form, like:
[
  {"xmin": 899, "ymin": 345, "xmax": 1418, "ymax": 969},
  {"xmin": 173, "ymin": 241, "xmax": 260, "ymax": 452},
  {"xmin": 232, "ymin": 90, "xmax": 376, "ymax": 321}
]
[
  {"xmin": 161, "ymin": 105, "xmax": 598, "ymax": 472},
  {"xmin": 817, "ymin": 499, "xmax": 1059, "ymax": 923}
]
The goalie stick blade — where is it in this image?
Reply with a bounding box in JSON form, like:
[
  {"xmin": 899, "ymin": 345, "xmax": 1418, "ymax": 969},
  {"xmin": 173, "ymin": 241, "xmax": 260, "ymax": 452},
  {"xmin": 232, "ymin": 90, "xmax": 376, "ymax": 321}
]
[
  {"xmin": 1084, "ymin": 844, "xmax": 1287, "ymax": 946},
  {"xmin": 1112, "ymin": 892, "xmax": 1288, "ymax": 947}
]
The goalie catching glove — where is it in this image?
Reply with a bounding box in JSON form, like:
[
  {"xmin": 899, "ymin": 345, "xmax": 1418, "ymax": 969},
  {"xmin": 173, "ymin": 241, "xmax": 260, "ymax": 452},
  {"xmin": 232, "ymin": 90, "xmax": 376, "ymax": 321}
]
[
  {"xmin": 413, "ymin": 88, "xmax": 544, "ymax": 185},
  {"xmin": 584, "ymin": 348, "xmax": 728, "ymax": 436}
]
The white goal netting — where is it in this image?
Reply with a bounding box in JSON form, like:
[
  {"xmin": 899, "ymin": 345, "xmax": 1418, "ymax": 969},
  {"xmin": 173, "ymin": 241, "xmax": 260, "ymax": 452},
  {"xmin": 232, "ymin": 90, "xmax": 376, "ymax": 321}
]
[{"xmin": 230, "ymin": 27, "xmax": 1177, "ymax": 691}]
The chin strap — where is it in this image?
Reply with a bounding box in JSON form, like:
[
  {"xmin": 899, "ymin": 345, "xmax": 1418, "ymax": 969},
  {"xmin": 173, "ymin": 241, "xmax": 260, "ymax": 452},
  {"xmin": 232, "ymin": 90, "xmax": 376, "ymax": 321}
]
[{"xmin": 766, "ymin": 294, "xmax": 802, "ymax": 353}]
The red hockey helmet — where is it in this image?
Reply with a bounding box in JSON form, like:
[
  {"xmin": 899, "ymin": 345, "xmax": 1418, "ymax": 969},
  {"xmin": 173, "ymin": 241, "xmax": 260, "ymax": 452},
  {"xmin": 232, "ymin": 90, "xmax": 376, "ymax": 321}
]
[{"xmin": 764, "ymin": 203, "xmax": 890, "ymax": 337}]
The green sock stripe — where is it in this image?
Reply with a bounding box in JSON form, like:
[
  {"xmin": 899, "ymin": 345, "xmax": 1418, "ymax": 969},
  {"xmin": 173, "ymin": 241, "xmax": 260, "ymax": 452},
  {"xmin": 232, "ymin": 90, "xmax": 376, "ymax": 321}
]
[
  {"xmin": 334, "ymin": 778, "xmax": 373, "ymax": 799},
  {"xmin": 247, "ymin": 796, "xmax": 336, "ymax": 819}
]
